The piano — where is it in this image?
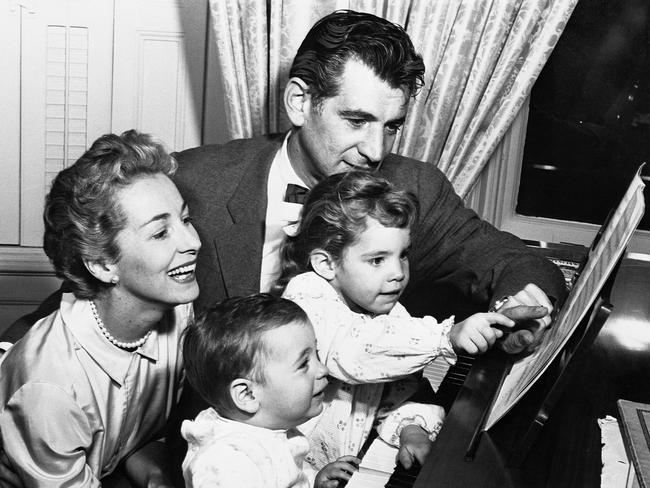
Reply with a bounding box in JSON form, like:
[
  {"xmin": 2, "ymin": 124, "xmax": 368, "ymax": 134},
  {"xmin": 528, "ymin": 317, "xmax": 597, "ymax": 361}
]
[
  {"xmin": 345, "ymin": 243, "xmax": 650, "ymax": 488},
  {"xmin": 344, "ymin": 355, "xmax": 472, "ymax": 488}
]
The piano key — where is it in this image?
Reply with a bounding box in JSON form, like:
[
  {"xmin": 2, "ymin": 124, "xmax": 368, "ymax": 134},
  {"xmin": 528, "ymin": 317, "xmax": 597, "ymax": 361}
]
[
  {"xmin": 346, "ymin": 354, "xmax": 477, "ymax": 487},
  {"xmin": 345, "ymin": 437, "xmax": 397, "ymax": 488},
  {"xmin": 344, "ymin": 437, "xmax": 426, "ymax": 488},
  {"xmin": 433, "ymin": 354, "xmax": 475, "ymax": 410},
  {"xmin": 344, "ymin": 468, "xmax": 392, "ymax": 488},
  {"xmin": 422, "ymin": 356, "xmax": 451, "ymax": 392},
  {"xmin": 385, "ymin": 461, "xmax": 421, "ymax": 488}
]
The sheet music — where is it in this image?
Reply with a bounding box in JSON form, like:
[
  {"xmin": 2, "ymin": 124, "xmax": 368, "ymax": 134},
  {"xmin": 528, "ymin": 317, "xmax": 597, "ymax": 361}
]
[{"xmin": 485, "ymin": 165, "xmax": 646, "ymax": 429}]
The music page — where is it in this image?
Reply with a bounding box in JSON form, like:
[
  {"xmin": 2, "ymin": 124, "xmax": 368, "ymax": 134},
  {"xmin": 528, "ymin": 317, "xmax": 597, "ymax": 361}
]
[{"xmin": 485, "ymin": 165, "xmax": 646, "ymax": 429}]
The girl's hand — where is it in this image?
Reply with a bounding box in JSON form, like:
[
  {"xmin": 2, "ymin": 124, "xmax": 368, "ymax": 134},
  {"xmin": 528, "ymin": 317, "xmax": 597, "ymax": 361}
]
[
  {"xmin": 497, "ymin": 284, "xmax": 554, "ymax": 354},
  {"xmin": 397, "ymin": 424, "xmax": 432, "ymax": 469},
  {"xmin": 450, "ymin": 312, "xmax": 515, "ymax": 355}
]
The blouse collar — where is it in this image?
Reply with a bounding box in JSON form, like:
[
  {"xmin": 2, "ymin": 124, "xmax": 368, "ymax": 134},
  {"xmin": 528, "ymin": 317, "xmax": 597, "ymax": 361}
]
[{"xmin": 61, "ymin": 293, "xmax": 160, "ymax": 385}]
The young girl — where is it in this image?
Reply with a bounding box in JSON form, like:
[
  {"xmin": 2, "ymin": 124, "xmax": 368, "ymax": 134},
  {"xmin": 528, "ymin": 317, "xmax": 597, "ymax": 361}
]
[{"xmin": 275, "ymin": 170, "xmax": 516, "ymax": 470}]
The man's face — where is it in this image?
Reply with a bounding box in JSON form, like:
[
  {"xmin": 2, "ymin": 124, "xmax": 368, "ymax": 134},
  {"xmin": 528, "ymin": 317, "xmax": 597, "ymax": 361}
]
[{"xmin": 288, "ymin": 59, "xmax": 410, "ymax": 188}]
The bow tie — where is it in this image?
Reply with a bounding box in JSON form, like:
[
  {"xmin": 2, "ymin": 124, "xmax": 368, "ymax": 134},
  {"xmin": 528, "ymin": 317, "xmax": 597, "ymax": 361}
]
[{"xmin": 284, "ymin": 183, "xmax": 309, "ymax": 204}]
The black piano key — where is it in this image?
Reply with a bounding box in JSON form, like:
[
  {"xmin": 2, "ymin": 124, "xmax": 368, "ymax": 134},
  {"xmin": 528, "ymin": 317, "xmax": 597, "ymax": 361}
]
[
  {"xmin": 385, "ymin": 461, "xmax": 421, "ymax": 488},
  {"xmin": 433, "ymin": 354, "xmax": 475, "ymax": 410}
]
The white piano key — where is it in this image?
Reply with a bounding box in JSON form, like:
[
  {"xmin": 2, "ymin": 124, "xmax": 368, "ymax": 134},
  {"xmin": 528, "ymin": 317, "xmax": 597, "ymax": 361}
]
[
  {"xmin": 423, "ymin": 356, "xmax": 451, "ymax": 392},
  {"xmin": 346, "ymin": 438, "xmax": 397, "ymax": 488}
]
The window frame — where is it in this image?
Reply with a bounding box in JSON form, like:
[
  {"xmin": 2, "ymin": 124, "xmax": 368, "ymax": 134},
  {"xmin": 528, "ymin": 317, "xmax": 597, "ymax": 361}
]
[{"xmin": 468, "ymin": 98, "xmax": 650, "ymax": 254}]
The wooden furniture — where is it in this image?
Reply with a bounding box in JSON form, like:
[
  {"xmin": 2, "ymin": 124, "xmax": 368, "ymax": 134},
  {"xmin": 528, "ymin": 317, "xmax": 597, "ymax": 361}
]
[
  {"xmin": 404, "ymin": 248, "xmax": 650, "ymax": 488},
  {"xmin": 617, "ymin": 399, "xmax": 650, "ymax": 488},
  {"xmin": 343, "ymin": 244, "xmax": 650, "ymax": 488}
]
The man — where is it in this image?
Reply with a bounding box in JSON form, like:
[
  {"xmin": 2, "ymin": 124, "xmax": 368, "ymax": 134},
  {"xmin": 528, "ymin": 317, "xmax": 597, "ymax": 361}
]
[
  {"xmin": 166, "ymin": 11, "xmax": 565, "ymax": 478},
  {"xmin": 173, "ymin": 10, "xmax": 565, "ymax": 341},
  {"xmin": 3, "ymin": 9, "xmax": 565, "ymax": 485},
  {"xmin": 5, "ymin": 11, "xmax": 562, "ymax": 347}
]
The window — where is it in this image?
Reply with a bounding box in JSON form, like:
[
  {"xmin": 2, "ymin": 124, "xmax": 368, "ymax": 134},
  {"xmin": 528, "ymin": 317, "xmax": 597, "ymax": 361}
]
[{"xmin": 517, "ymin": 0, "xmax": 650, "ymax": 231}]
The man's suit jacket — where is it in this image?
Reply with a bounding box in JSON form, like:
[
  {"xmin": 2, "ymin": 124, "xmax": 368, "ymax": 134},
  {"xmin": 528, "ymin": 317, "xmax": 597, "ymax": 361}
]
[
  {"xmin": 166, "ymin": 134, "xmax": 566, "ymax": 486},
  {"xmin": 0, "ymin": 133, "xmax": 564, "ymax": 486},
  {"xmin": 1, "ymin": 133, "xmax": 565, "ymax": 342},
  {"xmin": 172, "ymin": 133, "xmax": 566, "ymax": 320}
]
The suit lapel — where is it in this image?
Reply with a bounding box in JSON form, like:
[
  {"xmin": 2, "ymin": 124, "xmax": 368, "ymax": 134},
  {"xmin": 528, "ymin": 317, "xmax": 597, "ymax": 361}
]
[{"xmin": 214, "ymin": 140, "xmax": 280, "ymax": 297}]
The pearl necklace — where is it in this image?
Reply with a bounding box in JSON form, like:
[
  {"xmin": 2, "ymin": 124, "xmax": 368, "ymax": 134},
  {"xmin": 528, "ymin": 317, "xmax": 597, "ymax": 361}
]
[{"xmin": 89, "ymin": 300, "xmax": 152, "ymax": 351}]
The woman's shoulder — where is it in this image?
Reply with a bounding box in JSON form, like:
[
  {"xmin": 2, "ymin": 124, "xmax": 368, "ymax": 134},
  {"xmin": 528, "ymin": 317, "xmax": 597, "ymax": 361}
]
[
  {"xmin": 3, "ymin": 306, "xmax": 65, "ymax": 361},
  {"xmin": 0, "ymin": 307, "xmax": 80, "ymax": 401}
]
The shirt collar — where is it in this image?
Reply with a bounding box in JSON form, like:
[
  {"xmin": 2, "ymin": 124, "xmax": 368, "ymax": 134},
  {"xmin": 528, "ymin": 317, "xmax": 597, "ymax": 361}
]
[
  {"xmin": 61, "ymin": 293, "xmax": 159, "ymax": 385},
  {"xmin": 273, "ymin": 131, "xmax": 308, "ymax": 198}
]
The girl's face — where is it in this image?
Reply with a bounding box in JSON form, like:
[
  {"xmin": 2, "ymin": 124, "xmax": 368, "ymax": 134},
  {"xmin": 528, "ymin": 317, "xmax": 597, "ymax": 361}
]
[
  {"xmin": 330, "ymin": 217, "xmax": 410, "ymax": 315},
  {"xmin": 109, "ymin": 173, "xmax": 201, "ymax": 311}
]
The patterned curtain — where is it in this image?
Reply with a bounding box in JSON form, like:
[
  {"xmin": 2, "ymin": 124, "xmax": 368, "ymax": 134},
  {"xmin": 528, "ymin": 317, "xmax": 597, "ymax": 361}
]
[{"xmin": 208, "ymin": 0, "xmax": 577, "ymax": 196}]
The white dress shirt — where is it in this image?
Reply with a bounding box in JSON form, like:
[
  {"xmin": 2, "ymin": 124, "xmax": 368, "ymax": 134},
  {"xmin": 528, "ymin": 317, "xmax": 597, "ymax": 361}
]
[{"xmin": 259, "ymin": 132, "xmax": 308, "ymax": 292}]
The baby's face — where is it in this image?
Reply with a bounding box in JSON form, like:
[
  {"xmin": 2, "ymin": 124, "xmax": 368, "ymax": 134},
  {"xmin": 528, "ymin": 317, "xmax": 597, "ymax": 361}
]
[
  {"xmin": 254, "ymin": 319, "xmax": 329, "ymax": 430},
  {"xmin": 330, "ymin": 218, "xmax": 411, "ymax": 315}
]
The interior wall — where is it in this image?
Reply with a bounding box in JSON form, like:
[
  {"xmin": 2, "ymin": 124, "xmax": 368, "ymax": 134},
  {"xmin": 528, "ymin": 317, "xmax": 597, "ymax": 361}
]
[{"xmin": 0, "ymin": 0, "xmax": 216, "ymax": 334}]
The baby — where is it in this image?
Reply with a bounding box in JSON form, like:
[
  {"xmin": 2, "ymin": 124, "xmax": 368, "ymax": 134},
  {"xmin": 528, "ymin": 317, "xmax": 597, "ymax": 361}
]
[{"xmin": 181, "ymin": 293, "xmax": 359, "ymax": 487}]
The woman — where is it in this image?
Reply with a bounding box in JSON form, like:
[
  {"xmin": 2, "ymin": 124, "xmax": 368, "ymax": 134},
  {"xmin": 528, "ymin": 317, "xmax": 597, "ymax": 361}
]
[{"xmin": 0, "ymin": 130, "xmax": 200, "ymax": 486}]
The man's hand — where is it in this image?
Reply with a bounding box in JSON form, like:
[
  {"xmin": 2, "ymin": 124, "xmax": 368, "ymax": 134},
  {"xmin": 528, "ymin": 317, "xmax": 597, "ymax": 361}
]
[
  {"xmin": 496, "ymin": 284, "xmax": 554, "ymax": 354},
  {"xmin": 396, "ymin": 424, "xmax": 432, "ymax": 470},
  {"xmin": 314, "ymin": 455, "xmax": 359, "ymax": 488}
]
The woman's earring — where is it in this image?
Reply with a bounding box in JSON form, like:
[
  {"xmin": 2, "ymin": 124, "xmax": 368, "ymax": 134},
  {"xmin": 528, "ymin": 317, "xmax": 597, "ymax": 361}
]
[{"xmin": 111, "ymin": 276, "xmax": 119, "ymax": 285}]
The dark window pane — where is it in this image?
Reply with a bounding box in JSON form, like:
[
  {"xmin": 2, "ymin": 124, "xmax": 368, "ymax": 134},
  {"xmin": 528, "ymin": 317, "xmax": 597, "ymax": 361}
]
[{"xmin": 517, "ymin": 0, "xmax": 650, "ymax": 230}]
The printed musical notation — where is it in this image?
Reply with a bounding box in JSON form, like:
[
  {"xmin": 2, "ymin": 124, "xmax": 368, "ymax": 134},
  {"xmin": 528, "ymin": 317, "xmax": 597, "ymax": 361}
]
[{"xmin": 485, "ymin": 165, "xmax": 646, "ymax": 429}]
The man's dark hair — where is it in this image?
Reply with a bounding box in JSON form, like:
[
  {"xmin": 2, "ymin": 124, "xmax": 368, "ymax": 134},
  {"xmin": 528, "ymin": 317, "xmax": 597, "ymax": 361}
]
[
  {"xmin": 289, "ymin": 9, "xmax": 425, "ymax": 106},
  {"xmin": 182, "ymin": 294, "xmax": 309, "ymax": 418}
]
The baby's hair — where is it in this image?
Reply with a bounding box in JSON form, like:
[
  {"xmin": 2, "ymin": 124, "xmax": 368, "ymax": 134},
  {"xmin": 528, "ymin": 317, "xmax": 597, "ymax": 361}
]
[
  {"xmin": 182, "ymin": 293, "xmax": 309, "ymax": 418},
  {"xmin": 274, "ymin": 171, "xmax": 418, "ymax": 294}
]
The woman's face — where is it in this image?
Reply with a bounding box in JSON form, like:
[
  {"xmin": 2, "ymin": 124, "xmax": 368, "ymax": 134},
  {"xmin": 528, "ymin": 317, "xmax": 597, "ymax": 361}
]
[{"xmin": 110, "ymin": 173, "xmax": 201, "ymax": 309}]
